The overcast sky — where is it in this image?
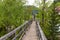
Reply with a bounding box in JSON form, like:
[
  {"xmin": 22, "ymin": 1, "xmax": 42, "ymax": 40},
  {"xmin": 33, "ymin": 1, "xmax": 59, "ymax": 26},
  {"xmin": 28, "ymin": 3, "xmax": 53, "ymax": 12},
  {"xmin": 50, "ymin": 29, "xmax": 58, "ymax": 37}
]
[{"xmin": 25, "ymin": 0, "xmax": 54, "ymax": 7}]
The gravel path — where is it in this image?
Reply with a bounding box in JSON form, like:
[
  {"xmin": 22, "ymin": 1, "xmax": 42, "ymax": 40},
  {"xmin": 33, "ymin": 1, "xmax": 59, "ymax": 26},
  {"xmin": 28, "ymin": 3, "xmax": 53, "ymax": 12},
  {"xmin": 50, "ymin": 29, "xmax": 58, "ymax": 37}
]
[{"xmin": 22, "ymin": 21, "xmax": 39, "ymax": 40}]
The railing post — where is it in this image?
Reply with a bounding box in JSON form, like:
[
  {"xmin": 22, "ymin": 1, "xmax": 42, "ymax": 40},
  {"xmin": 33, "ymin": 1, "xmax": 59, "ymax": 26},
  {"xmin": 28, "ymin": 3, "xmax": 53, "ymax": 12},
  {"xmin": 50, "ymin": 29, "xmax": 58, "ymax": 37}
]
[
  {"xmin": 36, "ymin": 21, "xmax": 47, "ymax": 40},
  {"xmin": 0, "ymin": 20, "xmax": 33, "ymax": 40}
]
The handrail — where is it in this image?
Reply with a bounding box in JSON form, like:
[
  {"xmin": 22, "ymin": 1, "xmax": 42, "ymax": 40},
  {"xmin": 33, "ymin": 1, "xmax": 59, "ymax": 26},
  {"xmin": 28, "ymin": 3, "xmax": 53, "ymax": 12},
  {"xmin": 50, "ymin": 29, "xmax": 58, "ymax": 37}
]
[
  {"xmin": 36, "ymin": 21, "xmax": 47, "ymax": 40},
  {"xmin": 0, "ymin": 20, "xmax": 33, "ymax": 40}
]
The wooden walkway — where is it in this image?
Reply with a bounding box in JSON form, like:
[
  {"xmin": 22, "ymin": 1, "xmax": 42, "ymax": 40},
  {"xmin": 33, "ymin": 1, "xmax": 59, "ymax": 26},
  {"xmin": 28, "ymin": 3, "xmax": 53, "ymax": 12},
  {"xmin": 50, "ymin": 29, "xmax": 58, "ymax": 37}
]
[
  {"xmin": 22, "ymin": 21, "xmax": 39, "ymax": 40},
  {"xmin": 0, "ymin": 20, "xmax": 47, "ymax": 40}
]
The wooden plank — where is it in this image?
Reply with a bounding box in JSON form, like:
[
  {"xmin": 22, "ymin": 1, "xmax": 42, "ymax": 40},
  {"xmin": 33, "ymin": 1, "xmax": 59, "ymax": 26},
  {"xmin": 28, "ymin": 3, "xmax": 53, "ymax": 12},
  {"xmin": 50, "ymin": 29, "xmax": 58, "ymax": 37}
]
[
  {"xmin": 0, "ymin": 21, "xmax": 28, "ymax": 40},
  {"xmin": 36, "ymin": 21, "xmax": 47, "ymax": 40}
]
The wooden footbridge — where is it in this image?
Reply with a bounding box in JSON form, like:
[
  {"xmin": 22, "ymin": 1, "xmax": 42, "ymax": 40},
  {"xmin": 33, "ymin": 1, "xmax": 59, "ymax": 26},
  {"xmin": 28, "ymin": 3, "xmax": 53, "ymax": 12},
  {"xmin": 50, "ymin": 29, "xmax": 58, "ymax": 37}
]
[{"xmin": 0, "ymin": 19, "xmax": 47, "ymax": 40}]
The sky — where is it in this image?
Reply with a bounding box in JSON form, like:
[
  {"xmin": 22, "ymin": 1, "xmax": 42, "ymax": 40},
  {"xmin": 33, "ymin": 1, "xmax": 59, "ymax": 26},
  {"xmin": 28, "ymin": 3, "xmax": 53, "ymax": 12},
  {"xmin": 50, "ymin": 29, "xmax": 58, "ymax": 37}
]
[
  {"xmin": 26, "ymin": 0, "xmax": 35, "ymax": 5},
  {"xmin": 25, "ymin": 0, "xmax": 54, "ymax": 7}
]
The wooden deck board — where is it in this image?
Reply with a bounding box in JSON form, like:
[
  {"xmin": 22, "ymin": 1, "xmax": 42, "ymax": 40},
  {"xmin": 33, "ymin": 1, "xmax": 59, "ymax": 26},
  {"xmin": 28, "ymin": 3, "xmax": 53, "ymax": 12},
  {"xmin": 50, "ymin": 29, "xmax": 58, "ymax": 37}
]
[{"xmin": 22, "ymin": 21, "xmax": 39, "ymax": 40}]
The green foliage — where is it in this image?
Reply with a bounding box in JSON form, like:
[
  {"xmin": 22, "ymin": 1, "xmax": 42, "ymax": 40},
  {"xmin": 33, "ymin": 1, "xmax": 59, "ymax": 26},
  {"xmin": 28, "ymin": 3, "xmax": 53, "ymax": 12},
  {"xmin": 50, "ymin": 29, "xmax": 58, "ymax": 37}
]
[
  {"xmin": 0, "ymin": 0, "xmax": 32, "ymax": 37},
  {"xmin": 36, "ymin": 0, "xmax": 60, "ymax": 40}
]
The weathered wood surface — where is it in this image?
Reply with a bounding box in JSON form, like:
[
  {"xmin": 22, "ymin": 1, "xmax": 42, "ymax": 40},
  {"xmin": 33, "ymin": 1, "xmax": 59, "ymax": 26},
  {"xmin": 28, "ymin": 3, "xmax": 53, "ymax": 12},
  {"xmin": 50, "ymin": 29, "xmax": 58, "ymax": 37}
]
[
  {"xmin": 0, "ymin": 20, "xmax": 32, "ymax": 40},
  {"xmin": 36, "ymin": 21, "xmax": 47, "ymax": 40},
  {"xmin": 22, "ymin": 21, "xmax": 39, "ymax": 40},
  {"xmin": 0, "ymin": 20, "xmax": 47, "ymax": 40}
]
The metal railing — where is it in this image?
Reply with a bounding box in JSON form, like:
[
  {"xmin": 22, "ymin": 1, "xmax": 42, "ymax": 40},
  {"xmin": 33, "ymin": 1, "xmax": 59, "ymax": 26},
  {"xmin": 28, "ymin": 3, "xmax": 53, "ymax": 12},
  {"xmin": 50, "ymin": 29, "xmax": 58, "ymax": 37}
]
[
  {"xmin": 36, "ymin": 21, "xmax": 47, "ymax": 40},
  {"xmin": 0, "ymin": 20, "xmax": 33, "ymax": 40}
]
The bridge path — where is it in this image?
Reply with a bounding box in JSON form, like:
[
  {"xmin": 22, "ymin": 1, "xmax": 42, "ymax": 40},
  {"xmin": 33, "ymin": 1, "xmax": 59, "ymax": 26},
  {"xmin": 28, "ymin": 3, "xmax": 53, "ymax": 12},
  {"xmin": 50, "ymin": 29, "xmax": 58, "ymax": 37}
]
[{"xmin": 22, "ymin": 21, "xmax": 39, "ymax": 40}]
